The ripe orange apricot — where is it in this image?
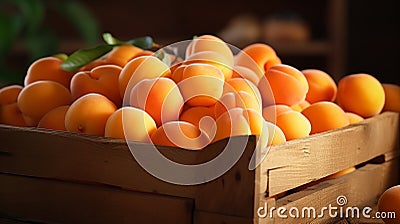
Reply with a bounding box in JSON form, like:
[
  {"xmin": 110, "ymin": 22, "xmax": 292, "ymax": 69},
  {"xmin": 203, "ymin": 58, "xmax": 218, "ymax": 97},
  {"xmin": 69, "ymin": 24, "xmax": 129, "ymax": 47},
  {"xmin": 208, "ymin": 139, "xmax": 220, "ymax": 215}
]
[
  {"xmin": 178, "ymin": 63, "xmax": 225, "ymax": 107},
  {"xmin": 180, "ymin": 106, "xmax": 215, "ymax": 127},
  {"xmin": 25, "ymin": 56, "xmax": 74, "ymax": 89},
  {"xmin": 185, "ymin": 51, "xmax": 233, "ymax": 80},
  {"xmin": 382, "ymin": 83, "xmax": 400, "ymax": 112},
  {"xmin": 291, "ymin": 100, "xmax": 311, "ymax": 112},
  {"xmin": 214, "ymin": 91, "xmax": 262, "ymax": 118},
  {"xmin": 0, "ymin": 103, "xmax": 27, "ymax": 127},
  {"xmin": 262, "ymin": 104, "xmax": 293, "ymax": 123},
  {"xmin": 150, "ymin": 121, "xmax": 210, "ymax": 149},
  {"xmin": 234, "ymin": 43, "xmax": 281, "ymax": 78},
  {"xmin": 231, "ymin": 65, "xmax": 260, "ymax": 86},
  {"xmin": 345, "ymin": 112, "xmax": 364, "ymax": 124},
  {"xmin": 264, "ymin": 121, "xmax": 286, "ymax": 146},
  {"xmin": 302, "ymin": 69, "xmax": 337, "ymax": 103},
  {"xmin": 186, "ymin": 35, "xmax": 234, "ymax": 66},
  {"xmin": 301, "ymin": 101, "xmax": 349, "ymax": 134},
  {"xmin": 0, "ymin": 85, "xmax": 23, "ymax": 106},
  {"xmin": 80, "ymin": 45, "xmax": 143, "ymax": 70},
  {"xmin": 325, "ymin": 166, "xmax": 356, "ymax": 180},
  {"xmin": 71, "ymin": 65, "xmax": 122, "ymax": 107},
  {"xmin": 336, "ymin": 74, "xmax": 385, "ymax": 118},
  {"xmin": 378, "ymin": 185, "xmax": 400, "ymax": 224},
  {"xmin": 105, "ymin": 107, "xmax": 157, "ymax": 142},
  {"xmin": 119, "ymin": 56, "xmax": 171, "ymax": 99},
  {"xmin": 65, "ymin": 93, "xmax": 117, "ymax": 136},
  {"xmin": 276, "ymin": 110, "xmax": 311, "ymax": 140},
  {"xmin": 17, "ymin": 81, "xmax": 72, "ymax": 125},
  {"xmin": 37, "ymin": 105, "xmax": 69, "ymax": 131},
  {"xmin": 224, "ymin": 77, "xmax": 262, "ymax": 106},
  {"xmin": 171, "ymin": 64, "xmax": 187, "ymax": 83},
  {"xmin": 130, "ymin": 77, "xmax": 184, "ymax": 127},
  {"xmin": 259, "ymin": 64, "xmax": 308, "ymax": 106}
]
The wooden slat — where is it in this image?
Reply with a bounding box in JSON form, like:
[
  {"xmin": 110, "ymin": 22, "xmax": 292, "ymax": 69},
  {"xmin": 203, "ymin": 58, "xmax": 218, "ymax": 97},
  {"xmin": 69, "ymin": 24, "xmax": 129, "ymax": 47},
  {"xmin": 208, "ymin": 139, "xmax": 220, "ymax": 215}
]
[
  {"xmin": 0, "ymin": 173, "xmax": 193, "ymax": 224},
  {"xmin": 194, "ymin": 211, "xmax": 253, "ymax": 224},
  {"xmin": 0, "ymin": 126, "xmax": 258, "ymax": 218},
  {"xmin": 258, "ymin": 158, "xmax": 399, "ymax": 224},
  {"xmin": 258, "ymin": 112, "xmax": 399, "ymax": 196}
]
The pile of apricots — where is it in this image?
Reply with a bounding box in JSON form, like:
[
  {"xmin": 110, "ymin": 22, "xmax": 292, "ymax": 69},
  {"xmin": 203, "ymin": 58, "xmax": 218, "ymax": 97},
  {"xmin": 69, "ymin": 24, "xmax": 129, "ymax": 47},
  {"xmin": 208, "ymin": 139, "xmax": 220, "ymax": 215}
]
[{"xmin": 0, "ymin": 35, "xmax": 399, "ymax": 150}]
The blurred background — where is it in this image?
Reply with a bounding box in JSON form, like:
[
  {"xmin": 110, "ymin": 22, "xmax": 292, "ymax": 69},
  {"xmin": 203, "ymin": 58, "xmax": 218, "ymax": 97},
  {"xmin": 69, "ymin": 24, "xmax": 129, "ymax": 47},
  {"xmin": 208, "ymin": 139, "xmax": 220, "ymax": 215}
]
[{"xmin": 1, "ymin": 0, "xmax": 398, "ymax": 87}]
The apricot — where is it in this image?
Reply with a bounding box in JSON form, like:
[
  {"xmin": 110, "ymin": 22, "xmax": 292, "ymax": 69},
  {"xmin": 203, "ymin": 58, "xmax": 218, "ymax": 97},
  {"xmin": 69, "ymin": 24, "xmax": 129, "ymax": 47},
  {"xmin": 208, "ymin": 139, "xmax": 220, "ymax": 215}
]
[
  {"xmin": 325, "ymin": 166, "xmax": 356, "ymax": 180},
  {"xmin": 17, "ymin": 81, "xmax": 72, "ymax": 125},
  {"xmin": 336, "ymin": 74, "xmax": 385, "ymax": 118},
  {"xmin": 71, "ymin": 65, "xmax": 122, "ymax": 107},
  {"xmin": 37, "ymin": 105, "xmax": 69, "ymax": 131},
  {"xmin": 119, "ymin": 56, "xmax": 171, "ymax": 99},
  {"xmin": 302, "ymin": 101, "xmax": 349, "ymax": 134},
  {"xmin": 0, "ymin": 103, "xmax": 27, "ymax": 127},
  {"xmin": 150, "ymin": 121, "xmax": 210, "ymax": 149},
  {"xmin": 234, "ymin": 43, "xmax": 281, "ymax": 78},
  {"xmin": 185, "ymin": 51, "xmax": 233, "ymax": 80},
  {"xmin": 105, "ymin": 107, "xmax": 157, "ymax": 142},
  {"xmin": 378, "ymin": 185, "xmax": 400, "ymax": 224},
  {"xmin": 264, "ymin": 121, "xmax": 286, "ymax": 146},
  {"xmin": 345, "ymin": 112, "xmax": 364, "ymax": 124},
  {"xmin": 212, "ymin": 107, "xmax": 267, "ymax": 143},
  {"xmin": 130, "ymin": 77, "xmax": 184, "ymax": 126},
  {"xmin": 259, "ymin": 64, "xmax": 308, "ymax": 106},
  {"xmin": 276, "ymin": 110, "xmax": 311, "ymax": 140},
  {"xmin": 185, "ymin": 35, "xmax": 234, "ymax": 66},
  {"xmin": 231, "ymin": 65, "xmax": 260, "ymax": 86},
  {"xmin": 214, "ymin": 91, "xmax": 262, "ymax": 118},
  {"xmin": 81, "ymin": 45, "xmax": 143, "ymax": 70},
  {"xmin": 382, "ymin": 83, "xmax": 400, "ymax": 112},
  {"xmin": 291, "ymin": 100, "xmax": 311, "ymax": 112},
  {"xmin": 180, "ymin": 106, "xmax": 215, "ymax": 128},
  {"xmin": 302, "ymin": 69, "xmax": 337, "ymax": 103},
  {"xmin": 65, "ymin": 93, "xmax": 117, "ymax": 136},
  {"xmin": 170, "ymin": 64, "xmax": 187, "ymax": 83},
  {"xmin": 24, "ymin": 56, "xmax": 74, "ymax": 89},
  {"xmin": 0, "ymin": 85, "xmax": 23, "ymax": 105},
  {"xmin": 262, "ymin": 104, "xmax": 293, "ymax": 123},
  {"xmin": 178, "ymin": 63, "xmax": 225, "ymax": 107},
  {"xmin": 224, "ymin": 78, "xmax": 262, "ymax": 106}
]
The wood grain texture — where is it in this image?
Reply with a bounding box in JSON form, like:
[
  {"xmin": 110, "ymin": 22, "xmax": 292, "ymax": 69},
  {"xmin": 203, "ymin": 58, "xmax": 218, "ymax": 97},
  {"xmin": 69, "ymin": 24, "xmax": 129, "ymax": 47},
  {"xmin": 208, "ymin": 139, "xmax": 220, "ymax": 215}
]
[
  {"xmin": 261, "ymin": 158, "xmax": 399, "ymax": 224},
  {"xmin": 0, "ymin": 173, "xmax": 194, "ymax": 224},
  {"xmin": 258, "ymin": 112, "xmax": 399, "ymax": 196}
]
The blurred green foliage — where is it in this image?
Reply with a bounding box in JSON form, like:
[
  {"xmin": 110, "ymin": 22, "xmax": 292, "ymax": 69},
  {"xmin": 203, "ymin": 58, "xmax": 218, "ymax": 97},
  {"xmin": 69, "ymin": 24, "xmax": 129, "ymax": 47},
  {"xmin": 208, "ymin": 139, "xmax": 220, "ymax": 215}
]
[{"xmin": 0, "ymin": 0, "xmax": 100, "ymax": 87}]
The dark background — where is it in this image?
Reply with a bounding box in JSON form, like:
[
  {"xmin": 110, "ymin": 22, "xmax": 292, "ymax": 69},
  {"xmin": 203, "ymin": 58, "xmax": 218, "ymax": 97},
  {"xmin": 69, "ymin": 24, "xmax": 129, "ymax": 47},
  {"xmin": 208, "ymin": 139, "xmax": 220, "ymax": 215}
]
[{"xmin": 1, "ymin": 0, "xmax": 399, "ymax": 85}]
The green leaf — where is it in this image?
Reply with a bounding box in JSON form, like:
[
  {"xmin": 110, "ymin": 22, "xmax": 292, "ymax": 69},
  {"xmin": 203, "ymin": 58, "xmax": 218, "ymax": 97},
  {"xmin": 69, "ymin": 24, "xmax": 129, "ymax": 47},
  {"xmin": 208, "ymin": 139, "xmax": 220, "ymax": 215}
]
[
  {"xmin": 53, "ymin": 53, "xmax": 68, "ymax": 61},
  {"xmin": 61, "ymin": 45, "xmax": 114, "ymax": 72},
  {"xmin": 126, "ymin": 36, "xmax": 154, "ymax": 49},
  {"xmin": 14, "ymin": 0, "xmax": 45, "ymax": 34},
  {"xmin": 103, "ymin": 33, "xmax": 122, "ymax": 45},
  {"xmin": 154, "ymin": 49, "xmax": 171, "ymax": 66}
]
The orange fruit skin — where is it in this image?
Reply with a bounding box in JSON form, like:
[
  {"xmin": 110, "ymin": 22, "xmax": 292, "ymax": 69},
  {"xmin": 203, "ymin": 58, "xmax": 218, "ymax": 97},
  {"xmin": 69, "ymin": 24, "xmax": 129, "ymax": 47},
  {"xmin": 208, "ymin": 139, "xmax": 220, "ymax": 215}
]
[
  {"xmin": 275, "ymin": 110, "xmax": 311, "ymax": 141},
  {"xmin": 130, "ymin": 77, "xmax": 184, "ymax": 127},
  {"xmin": 378, "ymin": 185, "xmax": 400, "ymax": 224},
  {"xmin": 301, "ymin": 101, "xmax": 350, "ymax": 134},
  {"xmin": 150, "ymin": 121, "xmax": 210, "ymax": 149},
  {"xmin": 262, "ymin": 104, "xmax": 293, "ymax": 123},
  {"xmin": 37, "ymin": 105, "xmax": 69, "ymax": 131},
  {"xmin": 25, "ymin": 57, "xmax": 74, "ymax": 89},
  {"xmin": 382, "ymin": 83, "xmax": 400, "ymax": 112},
  {"xmin": 234, "ymin": 43, "xmax": 281, "ymax": 78},
  {"xmin": 17, "ymin": 80, "xmax": 72, "ymax": 126},
  {"xmin": 336, "ymin": 74, "xmax": 385, "ymax": 118},
  {"xmin": 65, "ymin": 93, "xmax": 117, "ymax": 136},
  {"xmin": 104, "ymin": 107, "xmax": 157, "ymax": 142},
  {"xmin": 302, "ymin": 69, "xmax": 337, "ymax": 103},
  {"xmin": 0, "ymin": 85, "xmax": 23, "ymax": 106},
  {"xmin": 345, "ymin": 112, "xmax": 364, "ymax": 124},
  {"xmin": 71, "ymin": 65, "xmax": 123, "ymax": 107},
  {"xmin": 0, "ymin": 103, "xmax": 27, "ymax": 127},
  {"xmin": 260, "ymin": 64, "xmax": 308, "ymax": 106}
]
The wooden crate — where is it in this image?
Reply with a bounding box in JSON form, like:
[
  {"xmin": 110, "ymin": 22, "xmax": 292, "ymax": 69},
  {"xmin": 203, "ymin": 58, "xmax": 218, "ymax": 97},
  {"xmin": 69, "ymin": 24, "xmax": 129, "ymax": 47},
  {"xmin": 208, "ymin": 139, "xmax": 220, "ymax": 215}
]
[{"xmin": 0, "ymin": 112, "xmax": 399, "ymax": 224}]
